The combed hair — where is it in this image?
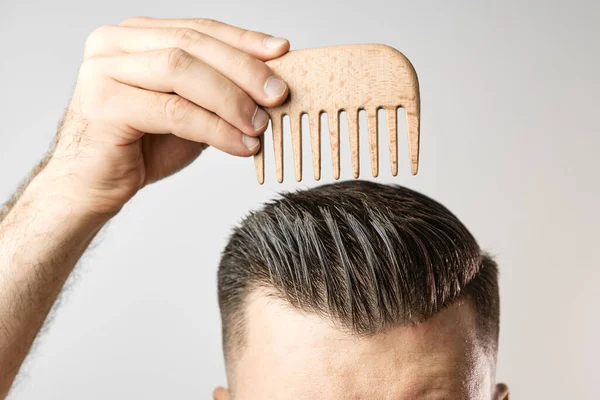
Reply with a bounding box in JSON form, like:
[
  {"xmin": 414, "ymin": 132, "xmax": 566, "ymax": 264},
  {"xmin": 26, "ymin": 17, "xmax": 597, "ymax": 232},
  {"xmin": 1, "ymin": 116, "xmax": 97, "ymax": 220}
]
[{"xmin": 218, "ymin": 180, "xmax": 499, "ymax": 361}]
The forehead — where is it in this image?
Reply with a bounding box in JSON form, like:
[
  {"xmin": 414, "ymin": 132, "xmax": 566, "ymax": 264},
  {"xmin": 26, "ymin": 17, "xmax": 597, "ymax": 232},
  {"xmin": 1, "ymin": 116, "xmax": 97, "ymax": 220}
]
[{"xmin": 231, "ymin": 292, "xmax": 493, "ymax": 400}]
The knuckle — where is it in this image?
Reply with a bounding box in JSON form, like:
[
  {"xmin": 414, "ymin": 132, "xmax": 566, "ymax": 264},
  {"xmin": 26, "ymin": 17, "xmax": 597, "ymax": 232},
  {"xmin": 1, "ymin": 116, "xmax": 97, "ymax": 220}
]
[
  {"xmin": 212, "ymin": 116, "xmax": 229, "ymax": 137},
  {"xmin": 172, "ymin": 28, "xmax": 206, "ymax": 48},
  {"xmin": 230, "ymin": 54, "xmax": 271, "ymax": 88},
  {"xmin": 220, "ymin": 84, "xmax": 255, "ymax": 120},
  {"xmin": 220, "ymin": 81, "xmax": 238, "ymax": 102},
  {"xmin": 165, "ymin": 48, "xmax": 194, "ymax": 74},
  {"xmin": 163, "ymin": 95, "xmax": 190, "ymax": 124},
  {"xmin": 231, "ymin": 52, "xmax": 255, "ymax": 72},
  {"xmin": 192, "ymin": 18, "xmax": 217, "ymax": 31},
  {"xmin": 233, "ymin": 94, "xmax": 256, "ymax": 121},
  {"xmin": 84, "ymin": 25, "xmax": 110, "ymax": 56},
  {"xmin": 237, "ymin": 29, "xmax": 253, "ymax": 46}
]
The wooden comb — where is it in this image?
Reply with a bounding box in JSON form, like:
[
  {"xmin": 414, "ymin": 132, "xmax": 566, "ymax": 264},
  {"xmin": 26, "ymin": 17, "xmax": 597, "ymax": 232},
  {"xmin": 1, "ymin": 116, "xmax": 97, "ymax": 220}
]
[{"xmin": 254, "ymin": 43, "xmax": 421, "ymax": 184}]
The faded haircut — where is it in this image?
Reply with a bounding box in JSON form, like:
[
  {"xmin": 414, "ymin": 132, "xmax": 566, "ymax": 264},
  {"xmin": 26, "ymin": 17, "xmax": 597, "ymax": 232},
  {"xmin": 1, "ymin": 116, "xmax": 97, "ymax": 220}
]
[{"xmin": 218, "ymin": 180, "xmax": 499, "ymax": 362}]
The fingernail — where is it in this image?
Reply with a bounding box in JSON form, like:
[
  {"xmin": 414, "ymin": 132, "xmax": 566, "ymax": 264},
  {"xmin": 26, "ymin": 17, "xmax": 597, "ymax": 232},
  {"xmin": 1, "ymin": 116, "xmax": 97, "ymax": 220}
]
[
  {"xmin": 252, "ymin": 107, "xmax": 270, "ymax": 131},
  {"xmin": 242, "ymin": 134, "xmax": 260, "ymax": 150},
  {"xmin": 264, "ymin": 76, "xmax": 287, "ymax": 98},
  {"xmin": 264, "ymin": 36, "xmax": 288, "ymax": 49}
]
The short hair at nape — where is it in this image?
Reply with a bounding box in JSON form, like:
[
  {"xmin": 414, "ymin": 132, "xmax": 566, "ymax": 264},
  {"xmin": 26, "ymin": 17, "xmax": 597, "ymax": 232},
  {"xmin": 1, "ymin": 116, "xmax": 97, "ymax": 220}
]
[{"xmin": 218, "ymin": 180, "xmax": 499, "ymax": 361}]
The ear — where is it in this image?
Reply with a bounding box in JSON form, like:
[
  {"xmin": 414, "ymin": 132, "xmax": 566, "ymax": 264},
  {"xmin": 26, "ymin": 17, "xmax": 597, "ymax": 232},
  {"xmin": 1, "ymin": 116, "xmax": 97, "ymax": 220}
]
[
  {"xmin": 213, "ymin": 386, "xmax": 230, "ymax": 400},
  {"xmin": 493, "ymin": 383, "xmax": 509, "ymax": 400}
]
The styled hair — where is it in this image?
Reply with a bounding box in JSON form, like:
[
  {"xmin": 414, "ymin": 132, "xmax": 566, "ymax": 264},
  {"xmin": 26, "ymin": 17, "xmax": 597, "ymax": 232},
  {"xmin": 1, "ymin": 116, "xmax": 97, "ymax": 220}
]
[{"xmin": 218, "ymin": 180, "xmax": 499, "ymax": 361}]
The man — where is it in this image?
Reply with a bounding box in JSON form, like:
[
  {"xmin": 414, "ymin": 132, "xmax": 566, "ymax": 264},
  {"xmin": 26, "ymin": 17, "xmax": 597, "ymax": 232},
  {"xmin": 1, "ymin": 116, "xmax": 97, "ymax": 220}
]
[{"xmin": 0, "ymin": 16, "xmax": 509, "ymax": 399}]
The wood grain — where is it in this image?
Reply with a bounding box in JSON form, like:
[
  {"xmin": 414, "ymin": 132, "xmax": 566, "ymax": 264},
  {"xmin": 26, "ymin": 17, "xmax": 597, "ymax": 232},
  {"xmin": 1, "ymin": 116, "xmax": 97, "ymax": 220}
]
[
  {"xmin": 309, "ymin": 113, "xmax": 321, "ymax": 180},
  {"xmin": 254, "ymin": 43, "xmax": 420, "ymax": 183}
]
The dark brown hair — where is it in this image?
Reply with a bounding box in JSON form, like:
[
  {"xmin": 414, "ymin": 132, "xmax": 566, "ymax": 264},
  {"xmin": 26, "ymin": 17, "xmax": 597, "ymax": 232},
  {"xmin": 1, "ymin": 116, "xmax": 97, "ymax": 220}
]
[{"xmin": 218, "ymin": 180, "xmax": 499, "ymax": 361}]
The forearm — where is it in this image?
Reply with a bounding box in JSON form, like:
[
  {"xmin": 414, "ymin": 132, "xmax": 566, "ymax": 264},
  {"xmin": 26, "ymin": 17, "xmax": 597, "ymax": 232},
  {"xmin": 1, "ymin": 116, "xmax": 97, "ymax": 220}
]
[{"xmin": 0, "ymin": 161, "xmax": 112, "ymax": 397}]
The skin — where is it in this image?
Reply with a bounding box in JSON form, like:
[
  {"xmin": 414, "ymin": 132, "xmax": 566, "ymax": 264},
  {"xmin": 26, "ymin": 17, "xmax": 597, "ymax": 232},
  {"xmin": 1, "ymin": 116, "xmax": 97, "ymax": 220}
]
[
  {"xmin": 214, "ymin": 292, "xmax": 510, "ymax": 400},
  {"xmin": 0, "ymin": 17, "xmax": 289, "ymax": 397},
  {"xmin": 0, "ymin": 16, "xmax": 509, "ymax": 399}
]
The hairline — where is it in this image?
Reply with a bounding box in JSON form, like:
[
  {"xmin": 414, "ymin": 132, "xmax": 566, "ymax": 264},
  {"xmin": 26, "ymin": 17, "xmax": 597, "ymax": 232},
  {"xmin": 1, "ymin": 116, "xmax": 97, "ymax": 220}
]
[{"xmin": 222, "ymin": 259, "xmax": 499, "ymax": 366}]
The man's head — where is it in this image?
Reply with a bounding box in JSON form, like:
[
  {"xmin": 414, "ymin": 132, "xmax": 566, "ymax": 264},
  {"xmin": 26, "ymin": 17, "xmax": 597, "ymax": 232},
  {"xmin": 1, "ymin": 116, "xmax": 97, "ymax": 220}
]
[{"xmin": 215, "ymin": 181, "xmax": 508, "ymax": 399}]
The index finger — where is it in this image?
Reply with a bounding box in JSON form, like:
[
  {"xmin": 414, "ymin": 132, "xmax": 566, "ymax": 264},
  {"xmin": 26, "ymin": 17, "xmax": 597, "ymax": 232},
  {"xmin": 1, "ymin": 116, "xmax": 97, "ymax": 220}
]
[{"xmin": 119, "ymin": 17, "xmax": 290, "ymax": 61}]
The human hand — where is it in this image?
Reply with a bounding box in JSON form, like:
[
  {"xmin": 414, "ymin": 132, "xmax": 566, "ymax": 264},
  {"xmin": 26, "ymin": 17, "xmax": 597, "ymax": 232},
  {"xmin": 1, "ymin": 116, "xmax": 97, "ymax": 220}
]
[{"xmin": 45, "ymin": 17, "xmax": 290, "ymax": 216}]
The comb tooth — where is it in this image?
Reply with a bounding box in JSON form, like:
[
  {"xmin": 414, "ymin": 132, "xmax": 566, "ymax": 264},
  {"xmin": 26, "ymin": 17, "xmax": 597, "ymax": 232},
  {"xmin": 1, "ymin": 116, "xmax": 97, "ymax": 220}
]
[
  {"xmin": 253, "ymin": 134, "xmax": 265, "ymax": 184},
  {"xmin": 348, "ymin": 108, "xmax": 360, "ymax": 178},
  {"xmin": 367, "ymin": 108, "xmax": 379, "ymax": 177},
  {"xmin": 272, "ymin": 113, "xmax": 284, "ymax": 183},
  {"xmin": 385, "ymin": 106, "xmax": 398, "ymax": 176},
  {"xmin": 329, "ymin": 111, "xmax": 340, "ymax": 180},
  {"xmin": 291, "ymin": 113, "xmax": 302, "ymax": 182},
  {"xmin": 309, "ymin": 112, "xmax": 321, "ymax": 180},
  {"xmin": 405, "ymin": 101, "xmax": 420, "ymax": 175}
]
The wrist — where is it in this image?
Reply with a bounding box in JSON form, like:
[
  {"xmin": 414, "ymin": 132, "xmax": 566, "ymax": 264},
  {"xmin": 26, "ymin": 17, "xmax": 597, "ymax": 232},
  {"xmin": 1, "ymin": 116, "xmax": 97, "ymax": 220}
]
[
  {"xmin": 0, "ymin": 163, "xmax": 113, "ymax": 271},
  {"xmin": 23, "ymin": 161, "xmax": 120, "ymax": 227}
]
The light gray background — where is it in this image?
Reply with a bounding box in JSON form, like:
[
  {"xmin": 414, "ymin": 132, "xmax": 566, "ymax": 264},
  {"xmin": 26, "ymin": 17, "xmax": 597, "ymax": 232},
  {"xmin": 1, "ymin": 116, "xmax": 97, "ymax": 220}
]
[{"xmin": 1, "ymin": 0, "xmax": 599, "ymax": 398}]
